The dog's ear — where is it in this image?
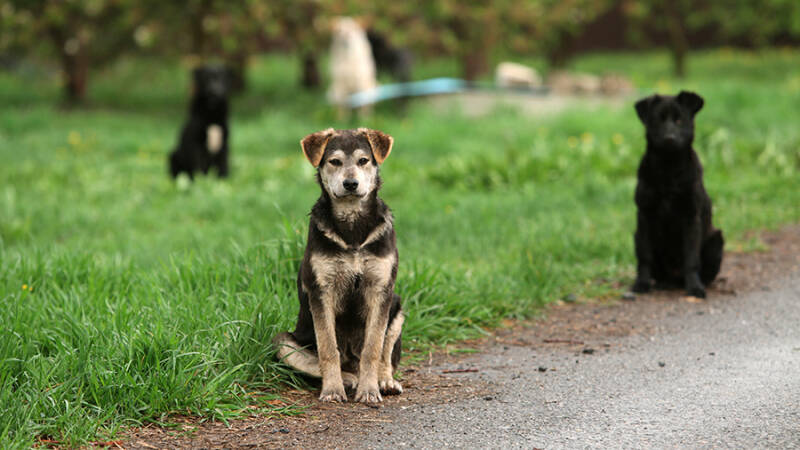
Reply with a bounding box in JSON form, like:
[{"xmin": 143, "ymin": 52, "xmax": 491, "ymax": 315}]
[
  {"xmin": 634, "ymin": 95, "xmax": 658, "ymax": 124},
  {"xmin": 676, "ymin": 90, "xmax": 704, "ymax": 116},
  {"xmin": 300, "ymin": 128, "xmax": 335, "ymax": 167},
  {"xmin": 359, "ymin": 128, "xmax": 393, "ymax": 165}
]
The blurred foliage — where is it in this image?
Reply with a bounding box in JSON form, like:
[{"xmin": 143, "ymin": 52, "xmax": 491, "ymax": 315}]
[
  {"xmin": 625, "ymin": 0, "xmax": 800, "ymax": 76},
  {"xmin": 2, "ymin": 0, "xmax": 800, "ymax": 97},
  {"xmin": 0, "ymin": 0, "xmax": 147, "ymax": 101}
]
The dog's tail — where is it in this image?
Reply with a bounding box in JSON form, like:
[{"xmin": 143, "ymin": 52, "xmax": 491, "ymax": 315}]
[{"xmin": 272, "ymin": 332, "xmax": 321, "ymax": 378}]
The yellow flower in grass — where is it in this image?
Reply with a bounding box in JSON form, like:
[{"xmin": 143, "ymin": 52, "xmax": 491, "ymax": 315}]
[
  {"xmin": 612, "ymin": 133, "xmax": 625, "ymax": 146},
  {"xmin": 655, "ymin": 79, "xmax": 671, "ymax": 93},
  {"xmin": 581, "ymin": 132, "xmax": 594, "ymax": 144},
  {"xmin": 68, "ymin": 131, "xmax": 82, "ymax": 148},
  {"xmin": 22, "ymin": 284, "xmax": 27, "ymax": 291},
  {"xmin": 567, "ymin": 136, "xmax": 579, "ymax": 148}
]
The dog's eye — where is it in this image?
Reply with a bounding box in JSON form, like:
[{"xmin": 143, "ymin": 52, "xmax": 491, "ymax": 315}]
[
  {"xmin": 357, "ymin": 158, "xmax": 369, "ymax": 166},
  {"xmin": 328, "ymin": 159, "xmax": 342, "ymax": 167}
]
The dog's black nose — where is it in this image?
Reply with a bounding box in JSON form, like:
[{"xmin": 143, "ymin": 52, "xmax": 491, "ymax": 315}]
[
  {"xmin": 664, "ymin": 134, "xmax": 680, "ymax": 146},
  {"xmin": 343, "ymin": 178, "xmax": 359, "ymax": 191}
]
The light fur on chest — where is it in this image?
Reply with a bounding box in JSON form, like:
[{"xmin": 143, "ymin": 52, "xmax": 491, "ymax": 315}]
[
  {"xmin": 207, "ymin": 125, "xmax": 223, "ymax": 154},
  {"xmin": 310, "ymin": 250, "xmax": 394, "ymax": 312}
]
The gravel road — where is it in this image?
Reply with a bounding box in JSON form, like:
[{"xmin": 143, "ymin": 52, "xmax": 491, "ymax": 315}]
[{"xmin": 359, "ymin": 274, "xmax": 800, "ymax": 449}]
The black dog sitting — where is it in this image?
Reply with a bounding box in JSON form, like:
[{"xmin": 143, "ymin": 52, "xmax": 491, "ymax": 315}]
[
  {"xmin": 632, "ymin": 91, "xmax": 724, "ymax": 298},
  {"xmin": 169, "ymin": 65, "xmax": 230, "ymax": 179}
]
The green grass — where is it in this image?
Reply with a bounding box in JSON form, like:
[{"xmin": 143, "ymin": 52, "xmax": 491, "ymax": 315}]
[{"xmin": 1, "ymin": 48, "xmax": 799, "ymax": 447}]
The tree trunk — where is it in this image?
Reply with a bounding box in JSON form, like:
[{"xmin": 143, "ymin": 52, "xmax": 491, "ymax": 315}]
[
  {"xmin": 546, "ymin": 34, "xmax": 574, "ymax": 69},
  {"xmin": 301, "ymin": 51, "xmax": 321, "ymax": 89},
  {"xmin": 189, "ymin": 0, "xmax": 213, "ymax": 57},
  {"xmin": 664, "ymin": 3, "xmax": 689, "ymax": 78},
  {"xmin": 461, "ymin": 49, "xmax": 488, "ymax": 81},
  {"xmin": 57, "ymin": 38, "xmax": 90, "ymax": 104},
  {"xmin": 547, "ymin": 49, "xmax": 570, "ymax": 70},
  {"xmin": 671, "ymin": 44, "xmax": 686, "ymax": 78}
]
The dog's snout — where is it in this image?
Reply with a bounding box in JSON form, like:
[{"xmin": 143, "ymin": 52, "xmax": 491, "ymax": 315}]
[
  {"xmin": 343, "ymin": 178, "xmax": 359, "ymax": 192},
  {"xmin": 664, "ymin": 132, "xmax": 680, "ymax": 145}
]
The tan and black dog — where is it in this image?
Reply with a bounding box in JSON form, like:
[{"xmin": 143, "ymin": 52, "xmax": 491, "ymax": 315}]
[{"xmin": 273, "ymin": 128, "xmax": 403, "ymax": 403}]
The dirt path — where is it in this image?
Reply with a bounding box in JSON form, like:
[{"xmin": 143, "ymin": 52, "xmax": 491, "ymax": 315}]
[{"xmin": 125, "ymin": 225, "xmax": 800, "ymax": 449}]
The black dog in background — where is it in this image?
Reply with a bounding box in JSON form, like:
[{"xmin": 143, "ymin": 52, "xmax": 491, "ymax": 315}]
[
  {"xmin": 632, "ymin": 91, "xmax": 724, "ymax": 298},
  {"xmin": 366, "ymin": 30, "xmax": 412, "ymax": 83},
  {"xmin": 169, "ymin": 66, "xmax": 230, "ymax": 179}
]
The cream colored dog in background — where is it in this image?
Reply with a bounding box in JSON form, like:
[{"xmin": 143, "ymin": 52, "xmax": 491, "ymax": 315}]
[{"xmin": 328, "ymin": 17, "xmax": 377, "ymax": 117}]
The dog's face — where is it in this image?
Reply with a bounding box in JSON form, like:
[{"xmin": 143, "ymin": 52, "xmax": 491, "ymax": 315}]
[
  {"xmin": 301, "ymin": 128, "xmax": 393, "ymax": 200},
  {"xmin": 193, "ymin": 66, "xmax": 230, "ymax": 102},
  {"xmin": 635, "ymin": 91, "xmax": 704, "ymax": 151}
]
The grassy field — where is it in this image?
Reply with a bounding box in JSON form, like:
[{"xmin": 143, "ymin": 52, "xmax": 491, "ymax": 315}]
[{"xmin": 1, "ymin": 49, "xmax": 799, "ymax": 446}]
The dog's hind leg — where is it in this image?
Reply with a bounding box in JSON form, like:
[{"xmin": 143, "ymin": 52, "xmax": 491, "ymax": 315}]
[
  {"xmin": 701, "ymin": 229, "xmax": 724, "ymax": 285},
  {"xmin": 216, "ymin": 153, "xmax": 229, "ymax": 178},
  {"xmin": 378, "ymin": 307, "xmax": 404, "ymax": 395},
  {"xmin": 273, "ymin": 332, "xmax": 321, "ymax": 378},
  {"xmin": 273, "ymin": 332, "xmax": 358, "ymax": 391}
]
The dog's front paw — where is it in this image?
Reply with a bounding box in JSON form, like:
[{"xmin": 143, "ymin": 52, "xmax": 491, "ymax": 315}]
[
  {"xmin": 686, "ymin": 285, "xmax": 706, "ymax": 299},
  {"xmin": 354, "ymin": 382, "xmax": 383, "ymax": 404},
  {"xmin": 685, "ymin": 273, "xmax": 706, "ymax": 299},
  {"xmin": 319, "ymin": 385, "xmax": 347, "ymax": 403},
  {"xmin": 632, "ymin": 278, "xmax": 652, "ymax": 293},
  {"xmin": 379, "ymin": 377, "xmax": 403, "ymax": 396}
]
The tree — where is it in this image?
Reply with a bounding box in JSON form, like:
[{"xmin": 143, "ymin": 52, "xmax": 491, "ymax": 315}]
[
  {"xmin": 702, "ymin": 0, "xmax": 800, "ymax": 46},
  {"xmin": 1, "ymin": 0, "xmax": 146, "ymax": 103},
  {"xmin": 500, "ymin": 0, "xmax": 614, "ymax": 68},
  {"xmin": 625, "ymin": 0, "xmax": 800, "ymax": 77},
  {"xmin": 141, "ymin": 0, "xmax": 271, "ymax": 93},
  {"xmin": 369, "ymin": 0, "xmax": 612, "ymax": 79},
  {"xmin": 624, "ymin": 0, "xmax": 697, "ymax": 78},
  {"xmin": 370, "ymin": 0, "xmax": 499, "ymax": 80},
  {"xmin": 267, "ymin": 0, "xmax": 327, "ymax": 89}
]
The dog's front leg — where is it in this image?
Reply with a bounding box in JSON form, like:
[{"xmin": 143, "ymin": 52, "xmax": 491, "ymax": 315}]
[
  {"xmin": 310, "ymin": 296, "xmax": 347, "ymax": 402},
  {"xmin": 683, "ymin": 215, "xmax": 706, "ymax": 298},
  {"xmin": 355, "ymin": 288, "xmax": 390, "ymax": 404},
  {"xmin": 632, "ymin": 210, "xmax": 654, "ymax": 293},
  {"xmin": 378, "ymin": 310, "xmax": 404, "ymax": 395}
]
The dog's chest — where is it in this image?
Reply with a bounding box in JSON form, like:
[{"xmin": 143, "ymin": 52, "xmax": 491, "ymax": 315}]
[
  {"xmin": 310, "ymin": 250, "xmax": 394, "ymax": 294},
  {"xmin": 206, "ymin": 125, "xmax": 223, "ymax": 154},
  {"xmin": 651, "ymin": 184, "xmax": 695, "ymax": 218}
]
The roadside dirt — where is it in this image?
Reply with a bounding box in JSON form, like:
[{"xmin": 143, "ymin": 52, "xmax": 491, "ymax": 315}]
[{"xmin": 125, "ymin": 225, "xmax": 800, "ymax": 449}]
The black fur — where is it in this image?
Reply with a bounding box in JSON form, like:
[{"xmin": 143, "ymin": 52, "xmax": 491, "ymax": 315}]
[
  {"xmin": 290, "ymin": 129, "xmax": 402, "ymax": 374},
  {"xmin": 168, "ymin": 65, "xmax": 231, "ymax": 179},
  {"xmin": 632, "ymin": 91, "xmax": 724, "ymax": 298},
  {"xmin": 366, "ymin": 30, "xmax": 412, "ymax": 83}
]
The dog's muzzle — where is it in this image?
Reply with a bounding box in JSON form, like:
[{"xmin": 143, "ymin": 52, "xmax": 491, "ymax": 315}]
[{"xmin": 343, "ymin": 178, "xmax": 359, "ymax": 192}]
